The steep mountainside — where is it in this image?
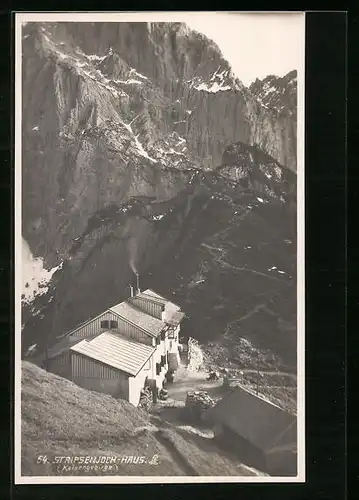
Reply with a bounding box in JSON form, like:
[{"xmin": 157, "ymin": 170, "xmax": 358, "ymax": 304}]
[
  {"xmin": 22, "ymin": 22, "xmax": 296, "ymax": 259},
  {"xmin": 21, "ymin": 22, "xmax": 297, "ymax": 383}
]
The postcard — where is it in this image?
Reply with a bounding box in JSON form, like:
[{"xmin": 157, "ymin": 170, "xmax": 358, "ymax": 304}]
[{"xmin": 14, "ymin": 11, "xmax": 305, "ymax": 484}]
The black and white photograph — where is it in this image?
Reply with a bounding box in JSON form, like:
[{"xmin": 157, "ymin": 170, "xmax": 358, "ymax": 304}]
[{"xmin": 15, "ymin": 11, "xmax": 305, "ymax": 483}]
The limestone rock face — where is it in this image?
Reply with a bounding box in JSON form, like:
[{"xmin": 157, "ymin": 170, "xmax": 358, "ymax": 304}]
[{"xmin": 21, "ymin": 22, "xmax": 297, "ymax": 358}]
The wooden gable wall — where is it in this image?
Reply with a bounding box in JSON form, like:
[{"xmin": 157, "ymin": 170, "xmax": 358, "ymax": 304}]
[{"xmin": 69, "ymin": 310, "xmax": 152, "ymax": 345}]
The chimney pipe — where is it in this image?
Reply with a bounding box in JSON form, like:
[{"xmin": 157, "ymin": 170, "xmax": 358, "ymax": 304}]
[
  {"xmin": 136, "ymin": 273, "xmax": 140, "ymax": 294},
  {"xmin": 129, "ymin": 284, "xmax": 134, "ymax": 298}
]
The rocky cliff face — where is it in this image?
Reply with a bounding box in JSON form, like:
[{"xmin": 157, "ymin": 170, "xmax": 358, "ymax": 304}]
[
  {"xmin": 21, "ymin": 21, "xmax": 297, "ymax": 371},
  {"xmin": 249, "ymin": 70, "xmax": 297, "ymax": 171}
]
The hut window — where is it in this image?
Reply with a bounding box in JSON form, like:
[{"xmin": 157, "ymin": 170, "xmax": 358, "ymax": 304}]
[
  {"xmin": 156, "ymin": 363, "xmax": 161, "ymax": 375},
  {"xmin": 160, "ymin": 330, "xmax": 166, "ymax": 341},
  {"xmin": 168, "ymin": 328, "xmax": 175, "ymax": 339},
  {"xmin": 156, "ymin": 335, "xmax": 161, "ymax": 345},
  {"xmin": 109, "ymin": 320, "xmax": 118, "ymax": 329},
  {"xmin": 161, "ymin": 355, "xmax": 166, "ymax": 366},
  {"xmin": 100, "ymin": 320, "xmax": 109, "ymax": 329}
]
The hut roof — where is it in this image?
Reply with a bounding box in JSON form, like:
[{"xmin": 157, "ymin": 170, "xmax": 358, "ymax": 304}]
[
  {"xmin": 140, "ymin": 289, "xmax": 181, "ymax": 310},
  {"xmin": 206, "ymin": 386, "xmax": 297, "ymax": 453},
  {"xmin": 109, "ymin": 300, "xmax": 164, "ymax": 338},
  {"xmin": 70, "ymin": 331, "xmax": 155, "ymax": 376}
]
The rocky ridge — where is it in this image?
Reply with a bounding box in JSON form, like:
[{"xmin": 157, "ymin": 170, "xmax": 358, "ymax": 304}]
[{"xmin": 22, "ymin": 21, "xmax": 297, "ymax": 260}]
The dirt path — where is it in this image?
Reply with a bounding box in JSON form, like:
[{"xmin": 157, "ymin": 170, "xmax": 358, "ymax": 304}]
[
  {"xmin": 202, "ymin": 242, "xmax": 289, "ymax": 284},
  {"xmin": 154, "ymin": 430, "xmax": 198, "ymax": 476},
  {"xmin": 166, "ymin": 367, "xmax": 224, "ymax": 402},
  {"xmin": 240, "ymin": 368, "xmax": 297, "ymax": 379}
]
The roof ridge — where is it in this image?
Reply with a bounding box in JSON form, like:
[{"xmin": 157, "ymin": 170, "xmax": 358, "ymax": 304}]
[
  {"xmin": 96, "ymin": 330, "xmax": 156, "ymax": 349},
  {"xmin": 121, "ymin": 300, "xmax": 165, "ymax": 324},
  {"xmin": 109, "ymin": 304, "xmax": 164, "ymax": 337},
  {"xmin": 143, "ymin": 288, "xmax": 182, "ymax": 309},
  {"xmin": 70, "ymin": 331, "xmax": 155, "ymax": 376},
  {"xmin": 131, "ymin": 293, "xmax": 164, "ymax": 307},
  {"xmin": 265, "ymin": 420, "xmax": 297, "ymax": 452}
]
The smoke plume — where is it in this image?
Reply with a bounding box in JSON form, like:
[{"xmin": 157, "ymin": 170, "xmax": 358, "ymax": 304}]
[{"xmin": 127, "ymin": 237, "xmax": 138, "ymax": 276}]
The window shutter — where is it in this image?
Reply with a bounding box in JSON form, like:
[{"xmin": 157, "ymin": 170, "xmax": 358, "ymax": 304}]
[
  {"xmin": 156, "ymin": 336, "xmax": 161, "ymax": 345},
  {"xmin": 161, "ymin": 330, "xmax": 165, "ymax": 341},
  {"xmin": 156, "ymin": 363, "xmax": 161, "ymax": 376},
  {"xmin": 110, "ymin": 320, "xmax": 118, "ymax": 329}
]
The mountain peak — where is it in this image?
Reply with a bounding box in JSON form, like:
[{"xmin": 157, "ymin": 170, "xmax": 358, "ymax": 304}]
[{"xmin": 249, "ymin": 70, "xmax": 297, "ymax": 117}]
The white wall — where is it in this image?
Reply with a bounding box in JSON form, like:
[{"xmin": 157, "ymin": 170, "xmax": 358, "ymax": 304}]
[
  {"xmin": 128, "ymin": 366, "xmax": 150, "ymax": 406},
  {"xmin": 161, "ymin": 304, "xmax": 180, "ymax": 323}
]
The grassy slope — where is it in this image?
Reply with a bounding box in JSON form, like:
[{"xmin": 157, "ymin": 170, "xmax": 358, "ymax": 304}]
[{"xmin": 21, "ymin": 361, "xmax": 262, "ymax": 477}]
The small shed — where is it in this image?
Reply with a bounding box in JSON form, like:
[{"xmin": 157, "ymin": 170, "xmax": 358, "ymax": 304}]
[{"xmin": 205, "ymin": 386, "xmax": 297, "ymax": 476}]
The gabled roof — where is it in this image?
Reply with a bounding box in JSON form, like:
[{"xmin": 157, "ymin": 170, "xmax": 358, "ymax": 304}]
[
  {"xmin": 206, "ymin": 386, "xmax": 296, "ymax": 453},
  {"xmin": 70, "ymin": 331, "xmax": 155, "ymax": 376},
  {"xmin": 59, "ymin": 310, "xmax": 112, "ymax": 339},
  {"xmin": 109, "ymin": 300, "xmax": 164, "ymax": 337},
  {"xmin": 141, "ymin": 289, "xmax": 181, "ymax": 310},
  {"xmin": 58, "ymin": 289, "xmax": 179, "ymax": 344}
]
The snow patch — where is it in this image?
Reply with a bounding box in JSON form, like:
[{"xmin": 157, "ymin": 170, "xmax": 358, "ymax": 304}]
[
  {"xmin": 25, "ymin": 344, "xmax": 37, "ymax": 356},
  {"xmin": 274, "ymin": 166, "xmax": 282, "ymax": 179},
  {"xmin": 32, "ymin": 126, "xmax": 39, "ymax": 132},
  {"xmin": 129, "ymin": 68, "xmax": 148, "ymax": 80},
  {"xmin": 122, "ymin": 120, "xmax": 156, "ymax": 162},
  {"xmin": 22, "ymin": 238, "xmax": 63, "ymax": 304},
  {"xmin": 134, "ymin": 134, "xmax": 156, "ymax": 162},
  {"xmin": 115, "ymin": 78, "xmax": 142, "ymax": 85},
  {"xmin": 85, "ymin": 53, "xmax": 107, "ymax": 62},
  {"xmin": 268, "ymin": 266, "xmax": 286, "ymax": 275},
  {"xmin": 194, "ymin": 81, "xmax": 232, "ymax": 93},
  {"xmin": 257, "ymin": 197, "xmax": 264, "ymax": 203}
]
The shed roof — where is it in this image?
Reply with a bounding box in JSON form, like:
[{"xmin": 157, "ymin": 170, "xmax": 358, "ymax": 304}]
[
  {"xmin": 70, "ymin": 331, "xmax": 155, "ymax": 376},
  {"xmin": 109, "ymin": 301, "xmax": 164, "ymax": 337},
  {"xmin": 206, "ymin": 386, "xmax": 297, "ymax": 453}
]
